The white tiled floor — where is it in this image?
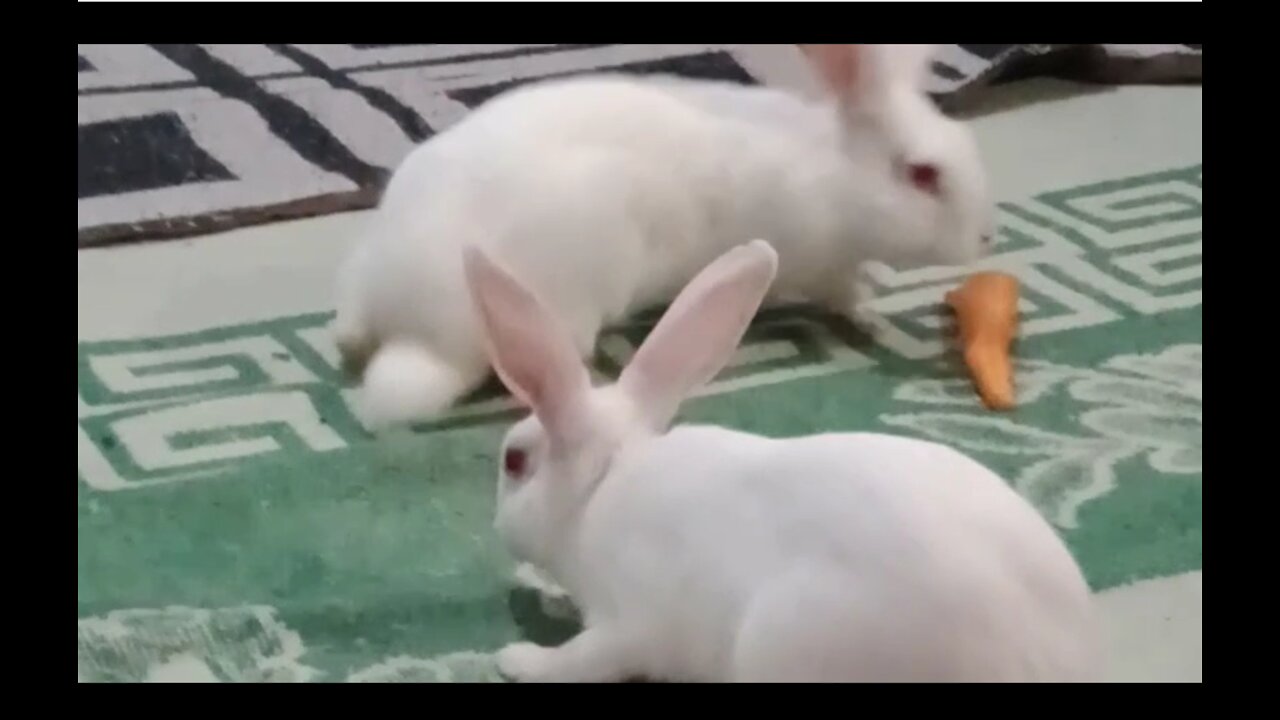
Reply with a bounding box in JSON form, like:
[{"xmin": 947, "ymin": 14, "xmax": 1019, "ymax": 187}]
[{"xmin": 1098, "ymin": 571, "xmax": 1202, "ymax": 682}]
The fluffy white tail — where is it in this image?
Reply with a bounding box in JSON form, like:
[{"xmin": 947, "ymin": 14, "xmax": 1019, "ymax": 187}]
[{"xmin": 356, "ymin": 341, "xmax": 480, "ymax": 430}]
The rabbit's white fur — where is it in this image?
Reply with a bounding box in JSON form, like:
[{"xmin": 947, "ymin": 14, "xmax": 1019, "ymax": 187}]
[
  {"xmin": 335, "ymin": 45, "xmax": 995, "ymax": 428},
  {"xmin": 466, "ymin": 239, "xmax": 1098, "ymax": 683}
]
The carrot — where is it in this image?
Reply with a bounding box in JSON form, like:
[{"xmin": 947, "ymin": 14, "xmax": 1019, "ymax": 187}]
[{"xmin": 944, "ymin": 272, "xmax": 1020, "ymax": 410}]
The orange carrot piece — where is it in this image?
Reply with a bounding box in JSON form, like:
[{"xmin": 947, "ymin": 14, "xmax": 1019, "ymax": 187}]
[{"xmin": 945, "ymin": 272, "xmax": 1020, "ymax": 410}]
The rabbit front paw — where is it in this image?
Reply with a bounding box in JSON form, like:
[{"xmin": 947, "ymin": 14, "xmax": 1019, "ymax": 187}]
[
  {"xmin": 497, "ymin": 642, "xmax": 555, "ymax": 682},
  {"xmin": 497, "ymin": 629, "xmax": 637, "ymax": 683}
]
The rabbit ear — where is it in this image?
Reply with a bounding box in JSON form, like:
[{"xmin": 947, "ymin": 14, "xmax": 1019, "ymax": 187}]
[
  {"xmin": 802, "ymin": 44, "xmax": 865, "ymax": 98},
  {"xmin": 800, "ymin": 44, "xmax": 883, "ymax": 105},
  {"xmin": 618, "ymin": 240, "xmax": 779, "ymax": 432},
  {"xmin": 880, "ymin": 44, "xmax": 938, "ymax": 90},
  {"xmin": 801, "ymin": 44, "xmax": 936, "ymax": 101},
  {"xmin": 463, "ymin": 246, "xmax": 591, "ymax": 443}
]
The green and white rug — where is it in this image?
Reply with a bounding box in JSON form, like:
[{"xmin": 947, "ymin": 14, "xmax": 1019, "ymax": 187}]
[{"xmin": 77, "ymin": 80, "xmax": 1202, "ymax": 683}]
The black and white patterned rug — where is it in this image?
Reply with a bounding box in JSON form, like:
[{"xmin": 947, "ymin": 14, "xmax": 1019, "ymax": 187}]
[{"xmin": 77, "ymin": 44, "xmax": 1201, "ymax": 248}]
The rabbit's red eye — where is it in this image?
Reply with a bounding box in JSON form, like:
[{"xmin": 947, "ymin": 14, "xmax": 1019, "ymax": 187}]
[
  {"xmin": 503, "ymin": 448, "xmax": 529, "ymax": 478},
  {"xmin": 907, "ymin": 162, "xmax": 941, "ymax": 196}
]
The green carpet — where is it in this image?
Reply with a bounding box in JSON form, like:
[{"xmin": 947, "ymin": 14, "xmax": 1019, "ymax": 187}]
[{"xmin": 77, "ymin": 163, "xmax": 1202, "ymax": 683}]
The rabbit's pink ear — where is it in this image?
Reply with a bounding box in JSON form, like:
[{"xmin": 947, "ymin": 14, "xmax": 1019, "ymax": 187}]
[
  {"xmin": 619, "ymin": 240, "xmax": 779, "ymax": 432},
  {"xmin": 881, "ymin": 44, "xmax": 938, "ymax": 90},
  {"xmin": 801, "ymin": 44, "xmax": 937, "ymax": 102},
  {"xmin": 802, "ymin": 44, "xmax": 862, "ymax": 93},
  {"xmin": 463, "ymin": 246, "xmax": 591, "ymax": 443},
  {"xmin": 800, "ymin": 44, "xmax": 880, "ymax": 104}
]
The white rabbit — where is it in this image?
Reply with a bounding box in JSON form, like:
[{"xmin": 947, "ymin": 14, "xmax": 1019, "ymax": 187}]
[
  {"xmin": 465, "ymin": 239, "xmax": 1097, "ymax": 683},
  {"xmin": 335, "ymin": 44, "xmax": 996, "ymax": 428}
]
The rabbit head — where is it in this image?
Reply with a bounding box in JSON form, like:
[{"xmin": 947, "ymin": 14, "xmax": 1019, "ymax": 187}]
[
  {"xmin": 802, "ymin": 44, "xmax": 996, "ymax": 268},
  {"xmin": 463, "ymin": 239, "xmax": 779, "ymax": 571}
]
